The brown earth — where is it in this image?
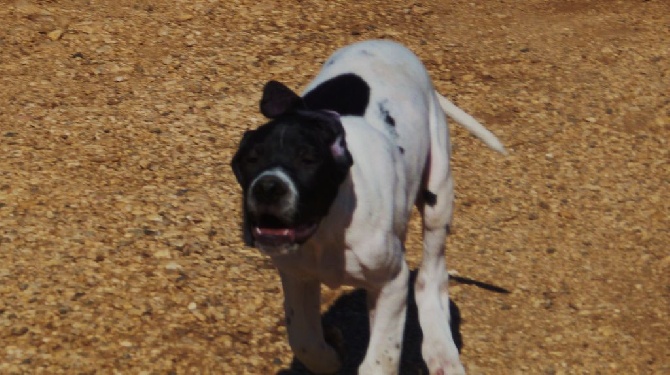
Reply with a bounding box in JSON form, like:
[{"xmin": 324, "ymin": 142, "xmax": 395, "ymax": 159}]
[{"xmin": 1, "ymin": 0, "xmax": 668, "ymax": 374}]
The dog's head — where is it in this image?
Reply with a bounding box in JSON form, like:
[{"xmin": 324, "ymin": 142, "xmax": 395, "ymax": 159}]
[{"xmin": 231, "ymin": 81, "xmax": 353, "ymax": 255}]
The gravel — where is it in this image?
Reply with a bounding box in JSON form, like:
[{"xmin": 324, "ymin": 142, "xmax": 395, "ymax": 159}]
[{"xmin": 0, "ymin": 0, "xmax": 668, "ymax": 373}]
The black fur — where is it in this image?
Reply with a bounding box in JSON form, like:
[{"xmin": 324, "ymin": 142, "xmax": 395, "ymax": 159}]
[
  {"xmin": 260, "ymin": 81, "xmax": 306, "ymax": 118},
  {"xmin": 378, "ymin": 100, "xmax": 400, "ymax": 141},
  {"xmin": 231, "ymin": 110, "xmax": 353, "ymax": 239},
  {"xmin": 303, "ymin": 73, "xmax": 370, "ymax": 116},
  {"xmin": 234, "ymin": 78, "xmax": 362, "ymax": 245},
  {"xmin": 379, "ymin": 102, "xmax": 396, "ymax": 127},
  {"xmin": 423, "ymin": 190, "xmax": 438, "ymax": 207}
]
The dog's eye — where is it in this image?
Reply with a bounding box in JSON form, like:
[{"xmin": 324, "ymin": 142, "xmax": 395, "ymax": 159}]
[
  {"xmin": 246, "ymin": 147, "xmax": 262, "ymax": 164},
  {"xmin": 297, "ymin": 148, "xmax": 317, "ymax": 165}
]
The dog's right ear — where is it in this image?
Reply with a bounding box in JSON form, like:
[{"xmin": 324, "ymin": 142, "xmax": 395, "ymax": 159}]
[
  {"xmin": 241, "ymin": 208, "xmax": 255, "ymax": 247},
  {"xmin": 230, "ymin": 130, "xmax": 254, "ymax": 187},
  {"xmin": 230, "ymin": 130, "xmax": 257, "ymax": 247},
  {"xmin": 260, "ymin": 81, "xmax": 306, "ymax": 118}
]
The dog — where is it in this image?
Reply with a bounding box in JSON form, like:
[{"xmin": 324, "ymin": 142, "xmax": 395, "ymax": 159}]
[{"xmin": 231, "ymin": 40, "xmax": 506, "ymax": 375}]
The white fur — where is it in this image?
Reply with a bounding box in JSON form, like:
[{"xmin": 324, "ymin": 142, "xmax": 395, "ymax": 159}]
[
  {"xmin": 436, "ymin": 93, "xmax": 507, "ymax": 154},
  {"xmin": 247, "ymin": 168, "xmax": 299, "ymax": 220},
  {"xmin": 268, "ymin": 40, "xmax": 505, "ymax": 375}
]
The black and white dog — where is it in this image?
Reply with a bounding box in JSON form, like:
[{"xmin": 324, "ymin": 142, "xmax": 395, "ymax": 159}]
[{"xmin": 231, "ymin": 40, "xmax": 506, "ymax": 375}]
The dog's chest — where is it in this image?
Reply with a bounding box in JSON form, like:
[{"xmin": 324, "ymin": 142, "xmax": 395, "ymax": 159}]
[
  {"xmin": 270, "ymin": 233, "xmax": 380, "ymax": 289},
  {"xmin": 270, "ymin": 245, "xmax": 350, "ymax": 289}
]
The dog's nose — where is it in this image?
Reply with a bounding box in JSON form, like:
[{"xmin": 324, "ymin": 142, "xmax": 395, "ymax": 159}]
[{"xmin": 251, "ymin": 175, "xmax": 289, "ymax": 204}]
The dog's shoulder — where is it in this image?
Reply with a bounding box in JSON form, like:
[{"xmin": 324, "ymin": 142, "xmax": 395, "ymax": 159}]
[{"xmin": 338, "ymin": 116, "xmax": 408, "ymax": 226}]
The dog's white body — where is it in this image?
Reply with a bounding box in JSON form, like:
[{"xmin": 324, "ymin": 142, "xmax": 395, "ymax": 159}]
[{"xmin": 267, "ymin": 40, "xmax": 504, "ymax": 375}]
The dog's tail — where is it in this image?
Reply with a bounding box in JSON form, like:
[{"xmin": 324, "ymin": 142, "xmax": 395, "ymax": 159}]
[{"xmin": 435, "ymin": 92, "xmax": 507, "ymax": 155}]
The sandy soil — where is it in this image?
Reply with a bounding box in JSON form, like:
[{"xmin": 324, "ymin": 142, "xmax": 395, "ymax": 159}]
[{"xmin": 1, "ymin": 0, "xmax": 668, "ymax": 374}]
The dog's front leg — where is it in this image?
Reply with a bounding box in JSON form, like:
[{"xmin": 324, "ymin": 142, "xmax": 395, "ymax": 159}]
[
  {"xmin": 279, "ymin": 271, "xmax": 341, "ymax": 374},
  {"xmin": 358, "ymin": 256, "xmax": 409, "ymax": 375}
]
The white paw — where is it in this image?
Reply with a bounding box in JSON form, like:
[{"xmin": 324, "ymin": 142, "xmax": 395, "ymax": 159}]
[
  {"xmin": 426, "ymin": 358, "xmax": 466, "ymax": 375},
  {"xmin": 423, "ymin": 340, "xmax": 465, "ymax": 375},
  {"xmin": 358, "ymin": 358, "xmax": 399, "ymax": 375}
]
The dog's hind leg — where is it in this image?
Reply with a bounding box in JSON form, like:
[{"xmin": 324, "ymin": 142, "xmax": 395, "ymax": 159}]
[
  {"xmin": 280, "ymin": 272, "xmax": 341, "ymax": 374},
  {"xmin": 414, "ymin": 95, "xmax": 465, "ymax": 375}
]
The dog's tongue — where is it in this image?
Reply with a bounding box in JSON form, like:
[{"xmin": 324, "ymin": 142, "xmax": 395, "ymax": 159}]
[
  {"xmin": 253, "ymin": 227, "xmax": 296, "ymax": 246},
  {"xmin": 252, "ymin": 224, "xmax": 317, "ymax": 247}
]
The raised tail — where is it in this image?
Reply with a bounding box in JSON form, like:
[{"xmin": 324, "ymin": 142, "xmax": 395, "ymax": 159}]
[{"xmin": 435, "ymin": 92, "xmax": 507, "ymax": 155}]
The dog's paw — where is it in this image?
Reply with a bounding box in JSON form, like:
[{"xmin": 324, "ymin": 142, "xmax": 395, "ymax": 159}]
[
  {"xmin": 426, "ymin": 358, "xmax": 466, "ymax": 375},
  {"xmin": 422, "ymin": 333, "xmax": 464, "ymax": 375}
]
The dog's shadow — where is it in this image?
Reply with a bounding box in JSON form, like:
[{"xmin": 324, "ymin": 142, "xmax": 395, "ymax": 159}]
[{"xmin": 277, "ymin": 270, "xmax": 464, "ymax": 375}]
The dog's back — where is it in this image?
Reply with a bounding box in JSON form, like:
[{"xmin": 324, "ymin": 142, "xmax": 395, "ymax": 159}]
[{"xmin": 302, "ymin": 40, "xmax": 439, "ymax": 214}]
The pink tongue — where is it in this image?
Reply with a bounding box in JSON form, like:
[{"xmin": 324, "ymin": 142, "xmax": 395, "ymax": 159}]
[
  {"xmin": 257, "ymin": 228, "xmax": 293, "ymax": 236},
  {"xmin": 254, "ymin": 227, "xmax": 295, "ymax": 241}
]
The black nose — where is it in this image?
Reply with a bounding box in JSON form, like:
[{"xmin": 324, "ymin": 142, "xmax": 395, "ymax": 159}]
[{"xmin": 251, "ymin": 175, "xmax": 289, "ymax": 204}]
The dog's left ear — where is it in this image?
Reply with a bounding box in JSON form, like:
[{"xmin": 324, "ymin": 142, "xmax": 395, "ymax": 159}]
[
  {"xmin": 330, "ymin": 134, "xmax": 352, "ymax": 170},
  {"xmin": 317, "ymin": 114, "xmax": 353, "ymax": 172},
  {"xmin": 260, "ymin": 81, "xmax": 306, "ymax": 118}
]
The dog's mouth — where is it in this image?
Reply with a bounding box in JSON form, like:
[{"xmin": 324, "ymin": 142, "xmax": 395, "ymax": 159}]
[{"xmin": 251, "ymin": 216, "xmax": 319, "ymax": 248}]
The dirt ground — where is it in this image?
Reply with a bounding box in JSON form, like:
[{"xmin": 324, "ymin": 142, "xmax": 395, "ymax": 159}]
[{"xmin": 1, "ymin": 0, "xmax": 668, "ymax": 374}]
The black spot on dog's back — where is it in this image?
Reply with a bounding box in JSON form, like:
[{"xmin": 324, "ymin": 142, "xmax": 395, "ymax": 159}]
[
  {"xmin": 378, "ymin": 100, "xmax": 399, "ymax": 139},
  {"xmin": 379, "ymin": 102, "xmax": 396, "ymax": 127},
  {"xmin": 303, "ymin": 74, "xmax": 370, "ymax": 116}
]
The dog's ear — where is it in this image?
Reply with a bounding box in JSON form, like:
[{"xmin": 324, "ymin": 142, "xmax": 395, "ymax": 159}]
[
  {"xmin": 230, "ymin": 130, "xmax": 255, "ymax": 186},
  {"xmin": 315, "ymin": 114, "xmax": 352, "ymax": 172},
  {"xmin": 330, "ymin": 134, "xmax": 353, "ymax": 170},
  {"xmin": 260, "ymin": 81, "xmax": 306, "ymax": 118},
  {"xmin": 241, "ymin": 208, "xmax": 255, "ymax": 247},
  {"xmin": 230, "ymin": 130, "xmax": 257, "ymax": 247}
]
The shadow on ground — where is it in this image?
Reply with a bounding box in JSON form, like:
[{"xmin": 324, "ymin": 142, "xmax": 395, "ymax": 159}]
[{"xmin": 277, "ymin": 270, "xmax": 465, "ymax": 375}]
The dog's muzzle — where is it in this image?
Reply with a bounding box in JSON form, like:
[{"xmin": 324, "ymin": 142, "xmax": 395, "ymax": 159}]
[{"xmin": 247, "ymin": 169, "xmax": 318, "ymax": 252}]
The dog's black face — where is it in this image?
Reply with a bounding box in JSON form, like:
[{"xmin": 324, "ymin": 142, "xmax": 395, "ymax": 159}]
[{"xmin": 231, "ymin": 81, "xmax": 353, "ymax": 254}]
